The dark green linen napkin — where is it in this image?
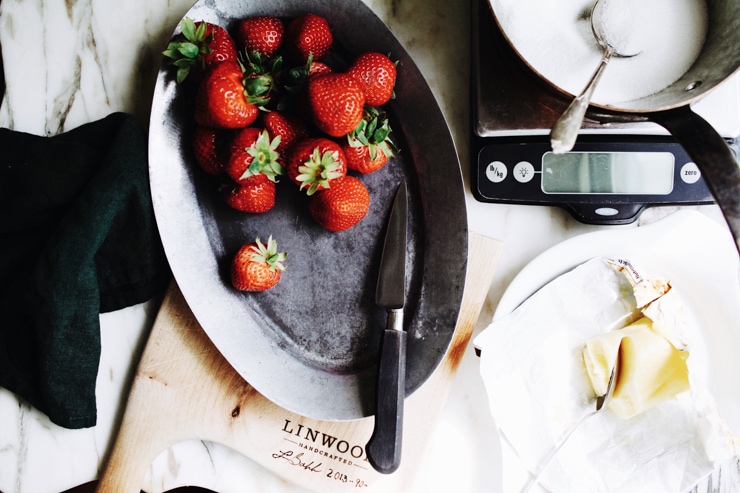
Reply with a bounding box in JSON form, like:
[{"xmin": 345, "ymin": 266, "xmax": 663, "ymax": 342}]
[{"xmin": 0, "ymin": 112, "xmax": 171, "ymax": 429}]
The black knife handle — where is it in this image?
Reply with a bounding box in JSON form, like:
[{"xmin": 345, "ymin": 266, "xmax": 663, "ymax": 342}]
[{"xmin": 366, "ymin": 328, "xmax": 407, "ymax": 474}]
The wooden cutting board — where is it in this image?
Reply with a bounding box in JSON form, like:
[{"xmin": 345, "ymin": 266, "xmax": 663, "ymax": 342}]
[{"xmin": 95, "ymin": 232, "xmax": 503, "ymax": 493}]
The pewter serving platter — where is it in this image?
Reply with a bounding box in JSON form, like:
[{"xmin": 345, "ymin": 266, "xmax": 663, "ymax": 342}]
[{"xmin": 148, "ymin": 0, "xmax": 468, "ymax": 420}]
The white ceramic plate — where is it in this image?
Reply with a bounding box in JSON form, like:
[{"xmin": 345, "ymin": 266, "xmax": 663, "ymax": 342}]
[{"xmin": 492, "ymin": 210, "xmax": 740, "ymax": 431}]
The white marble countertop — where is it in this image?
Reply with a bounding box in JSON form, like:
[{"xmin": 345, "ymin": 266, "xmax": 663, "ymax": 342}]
[{"xmin": 0, "ymin": 1, "xmax": 738, "ymax": 492}]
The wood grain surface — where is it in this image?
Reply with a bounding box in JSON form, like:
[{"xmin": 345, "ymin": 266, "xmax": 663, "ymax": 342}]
[{"xmin": 95, "ymin": 232, "xmax": 503, "ymax": 493}]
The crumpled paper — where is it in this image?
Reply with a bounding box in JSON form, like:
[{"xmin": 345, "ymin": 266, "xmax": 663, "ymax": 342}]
[{"xmin": 474, "ymin": 257, "xmax": 738, "ymax": 493}]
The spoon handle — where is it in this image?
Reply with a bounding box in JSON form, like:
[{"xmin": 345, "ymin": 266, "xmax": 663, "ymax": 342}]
[
  {"xmin": 520, "ymin": 409, "xmax": 596, "ymax": 493},
  {"xmin": 521, "ymin": 354, "xmax": 619, "ymax": 493},
  {"xmin": 550, "ymin": 47, "xmax": 614, "ymax": 154}
]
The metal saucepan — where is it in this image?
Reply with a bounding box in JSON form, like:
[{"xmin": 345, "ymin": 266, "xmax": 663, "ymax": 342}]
[{"xmin": 487, "ymin": 0, "xmax": 740, "ymax": 251}]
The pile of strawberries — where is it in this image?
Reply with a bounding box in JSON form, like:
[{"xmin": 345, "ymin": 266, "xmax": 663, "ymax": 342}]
[
  {"xmin": 163, "ymin": 13, "xmax": 398, "ymax": 291},
  {"xmin": 165, "ymin": 14, "xmax": 397, "ymax": 229}
]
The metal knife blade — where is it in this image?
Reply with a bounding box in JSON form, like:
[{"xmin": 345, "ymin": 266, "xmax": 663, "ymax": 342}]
[
  {"xmin": 375, "ymin": 181, "xmax": 408, "ymax": 310},
  {"xmin": 366, "ymin": 179, "xmax": 408, "ymax": 475}
]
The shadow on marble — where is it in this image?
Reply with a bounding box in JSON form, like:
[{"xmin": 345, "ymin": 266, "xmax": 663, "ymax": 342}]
[{"xmin": 60, "ymin": 481, "xmax": 216, "ymax": 493}]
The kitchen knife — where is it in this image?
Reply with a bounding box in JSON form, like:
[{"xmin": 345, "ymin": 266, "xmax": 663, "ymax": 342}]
[{"xmin": 366, "ymin": 179, "xmax": 408, "ymax": 474}]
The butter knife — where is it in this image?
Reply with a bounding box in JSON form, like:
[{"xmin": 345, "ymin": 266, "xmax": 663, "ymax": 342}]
[{"xmin": 366, "ymin": 179, "xmax": 408, "ymax": 474}]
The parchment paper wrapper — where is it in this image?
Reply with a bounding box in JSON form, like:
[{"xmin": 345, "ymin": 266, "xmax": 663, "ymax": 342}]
[{"xmin": 474, "ymin": 257, "xmax": 738, "ymax": 493}]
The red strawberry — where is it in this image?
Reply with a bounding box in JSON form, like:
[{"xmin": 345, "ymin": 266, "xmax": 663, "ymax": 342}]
[
  {"xmin": 346, "ymin": 52, "xmax": 397, "ymax": 106},
  {"xmin": 284, "ymin": 57, "xmax": 333, "ymax": 90},
  {"xmin": 307, "ymin": 73, "xmax": 365, "ymax": 137},
  {"xmin": 231, "ymin": 236, "xmax": 287, "ymax": 291},
  {"xmin": 195, "ymin": 61, "xmax": 260, "ymax": 129},
  {"xmin": 236, "ymin": 16, "xmax": 284, "ymax": 59},
  {"xmin": 284, "ymin": 14, "xmax": 333, "ymax": 63},
  {"xmin": 163, "ymin": 18, "xmax": 238, "ymax": 84},
  {"xmin": 343, "ymin": 146, "xmax": 388, "ymax": 175},
  {"xmin": 308, "ymin": 60, "xmax": 332, "ymax": 79},
  {"xmin": 192, "ymin": 125, "xmax": 229, "ymax": 175},
  {"xmin": 199, "ymin": 22, "xmax": 238, "ymax": 67},
  {"xmin": 286, "ymin": 138, "xmax": 347, "ymax": 195},
  {"xmin": 276, "ymin": 57, "xmax": 333, "ymax": 118},
  {"xmin": 226, "ymin": 127, "xmax": 282, "ymax": 186},
  {"xmin": 263, "ymin": 111, "xmax": 309, "ymax": 154},
  {"xmin": 342, "ymin": 107, "xmax": 396, "ymax": 174},
  {"xmin": 224, "ymin": 180, "xmax": 276, "ymax": 214},
  {"xmin": 307, "ymin": 176, "xmax": 370, "ymax": 232}
]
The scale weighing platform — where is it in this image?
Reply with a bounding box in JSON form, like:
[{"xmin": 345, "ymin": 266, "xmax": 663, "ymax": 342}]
[{"xmin": 470, "ymin": 0, "xmax": 740, "ymax": 225}]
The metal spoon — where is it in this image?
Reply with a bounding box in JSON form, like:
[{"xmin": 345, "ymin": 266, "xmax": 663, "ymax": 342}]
[
  {"xmin": 550, "ymin": 0, "xmax": 642, "ymax": 154},
  {"xmin": 522, "ymin": 345, "xmax": 621, "ymax": 493}
]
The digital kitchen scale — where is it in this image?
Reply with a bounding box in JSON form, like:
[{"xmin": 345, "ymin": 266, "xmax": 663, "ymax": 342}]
[{"xmin": 470, "ymin": 0, "xmax": 740, "ymax": 225}]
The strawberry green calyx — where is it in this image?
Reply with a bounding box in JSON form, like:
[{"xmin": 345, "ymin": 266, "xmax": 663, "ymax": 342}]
[
  {"xmin": 276, "ymin": 54, "xmax": 326, "ymax": 111},
  {"xmin": 297, "ymin": 147, "xmax": 345, "ymax": 196},
  {"xmin": 240, "ymin": 130, "xmax": 283, "ymax": 182},
  {"xmin": 250, "ymin": 236, "xmax": 287, "ymax": 272},
  {"xmin": 347, "ymin": 107, "xmax": 396, "ymax": 161},
  {"xmin": 163, "ymin": 18, "xmax": 213, "ymax": 84},
  {"xmin": 241, "ymin": 51, "xmax": 283, "ymax": 107},
  {"xmin": 283, "ymin": 53, "xmax": 314, "ymax": 92}
]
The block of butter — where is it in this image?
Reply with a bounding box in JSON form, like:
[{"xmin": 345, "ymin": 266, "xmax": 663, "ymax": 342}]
[{"xmin": 583, "ymin": 316, "xmax": 690, "ymax": 419}]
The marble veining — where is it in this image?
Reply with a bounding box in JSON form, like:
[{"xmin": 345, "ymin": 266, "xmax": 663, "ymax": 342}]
[
  {"xmin": 0, "ymin": 0, "xmax": 738, "ymax": 492},
  {"xmin": 0, "ymin": 0, "xmax": 193, "ymax": 134}
]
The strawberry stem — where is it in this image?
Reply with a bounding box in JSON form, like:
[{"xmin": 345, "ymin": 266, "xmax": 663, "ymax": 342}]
[
  {"xmin": 251, "ymin": 236, "xmax": 287, "ymax": 272},
  {"xmin": 239, "ymin": 130, "xmax": 284, "ymax": 182},
  {"xmin": 162, "ymin": 17, "xmax": 214, "ymax": 84},
  {"xmin": 346, "ymin": 106, "xmax": 397, "ymax": 161},
  {"xmin": 296, "ymin": 147, "xmax": 344, "ymax": 196}
]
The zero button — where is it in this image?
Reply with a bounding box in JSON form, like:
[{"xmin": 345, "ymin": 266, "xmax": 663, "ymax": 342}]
[{"xmin": 680, "ymin": 162, "xmax": 701, "ymax": 184}]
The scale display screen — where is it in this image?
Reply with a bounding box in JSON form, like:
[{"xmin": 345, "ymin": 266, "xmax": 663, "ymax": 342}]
[
  {"xmin": 541, "ymin": 151, "xmax": 675, "ymax": 195},
  {"xmin": 471, "ymin": 136, "xmax": 721, "ymax": 225}
]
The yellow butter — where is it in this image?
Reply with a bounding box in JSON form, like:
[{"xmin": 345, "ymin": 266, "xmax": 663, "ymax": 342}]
[
  {"xmin": 583, "ymin": 317, "xmax": 689, "ymax": 419},
  {"xmin": 583, "ymin": 329, "xmax": 624, "ymax": 396}
]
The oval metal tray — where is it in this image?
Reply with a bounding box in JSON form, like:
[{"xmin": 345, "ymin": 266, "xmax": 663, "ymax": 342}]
[{"xmin": 148, "ymin": 0, "xmax": 468, "ymax": 420}]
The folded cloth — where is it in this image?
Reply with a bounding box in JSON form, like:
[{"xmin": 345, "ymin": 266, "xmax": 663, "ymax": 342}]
[{"xmin": 0, "ymin": 112, "xmax": 171, "ymax": 429}]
